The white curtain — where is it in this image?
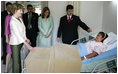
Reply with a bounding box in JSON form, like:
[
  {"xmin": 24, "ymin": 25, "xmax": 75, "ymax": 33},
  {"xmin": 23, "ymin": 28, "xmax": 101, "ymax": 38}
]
[
  {"xmin": 68, "ymin": 1, "xmax": 81, "ymax": 36},
  {"xmin": 68, "ymin": 1, "xmax": 80, "ymax": 16}
]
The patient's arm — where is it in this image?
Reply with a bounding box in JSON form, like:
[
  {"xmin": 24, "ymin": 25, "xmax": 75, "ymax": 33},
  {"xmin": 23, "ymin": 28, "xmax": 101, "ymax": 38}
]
[{"xmin": 81, "ymin": 51, "xmax": 98, "ymax": 60}]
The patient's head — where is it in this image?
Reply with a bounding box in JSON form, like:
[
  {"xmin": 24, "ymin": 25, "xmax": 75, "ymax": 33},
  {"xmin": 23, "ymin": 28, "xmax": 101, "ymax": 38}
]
[{"xmin": 96, "ymin": 32, "xmax": 108, "ymax": 42}]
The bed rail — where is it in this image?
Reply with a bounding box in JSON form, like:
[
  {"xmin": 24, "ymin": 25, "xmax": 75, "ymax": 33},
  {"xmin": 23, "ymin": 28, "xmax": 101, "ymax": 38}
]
[
  {"xmin": 91, "ymin": 57, "xmax": 117, "ymax": 73},
  {"xmin": 71, "ymin": 35, "xmax": 95, "ymax": 45}
]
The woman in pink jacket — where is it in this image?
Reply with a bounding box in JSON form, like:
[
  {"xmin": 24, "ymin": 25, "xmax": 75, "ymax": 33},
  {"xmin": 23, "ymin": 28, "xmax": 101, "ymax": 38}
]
[
  {"xmin": 4, "ymin": 13, "xmax": 12, "ymax": 73},
  {"xmin": 4, "ymin": 13, "xmax": 24, "ymax": 73}
]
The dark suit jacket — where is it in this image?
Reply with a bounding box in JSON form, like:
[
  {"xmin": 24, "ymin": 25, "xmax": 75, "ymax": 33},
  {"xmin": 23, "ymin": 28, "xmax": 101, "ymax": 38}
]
[
  {"xmin": 1, "ymin": 10, "xmax": 8, "ymax": 37},
  {"xmin": 57, "ymin": 15, "xmax": 89, "ymax": 44},
  {"xmin": 23, "ymin": 12, "xmax": 39, "ymax": 37}
]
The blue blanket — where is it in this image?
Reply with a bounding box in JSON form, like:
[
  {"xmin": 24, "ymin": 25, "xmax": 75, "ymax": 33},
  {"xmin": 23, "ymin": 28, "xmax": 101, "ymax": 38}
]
[
  {"xmin": 77, "ymin": 43, "xmax": 117, "ymax": 64},
  {"xmin": 77, "ymin": 43, "xmax": 88, "ymax": 57}
]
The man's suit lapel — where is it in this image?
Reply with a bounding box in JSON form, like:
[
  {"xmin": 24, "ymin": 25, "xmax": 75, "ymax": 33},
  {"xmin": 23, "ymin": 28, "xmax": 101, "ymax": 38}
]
[
  {"xmin": 25, "ymin": 13, "xmax": 29, "ymax": 26},
  {"xmin": 71, "ymin": 15, "xmax": 74, "ymax": 21},
  {"xmin": 26, "ymin": 13, "xmax": 28, "ymax": 22},
  {"xmin": 5, "ymin": 11, "xmax": 8, "ymax": 15},
  {"xmin": 4, "ymin": 11, "xmax": 8, "ymax": 17},
  {"xmin": 31, "ymin": 13, "xmax": 34, "ymax": 21},
  {"xmin": 65, "ymin": 15, "xmax": 68, "ymax": 23}
]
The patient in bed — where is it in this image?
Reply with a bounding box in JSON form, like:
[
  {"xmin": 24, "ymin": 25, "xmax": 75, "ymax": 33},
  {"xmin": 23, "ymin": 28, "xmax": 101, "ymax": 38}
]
[{"xmin": 78, "ymin": 32, "xmax": 108, "ymax": 60}]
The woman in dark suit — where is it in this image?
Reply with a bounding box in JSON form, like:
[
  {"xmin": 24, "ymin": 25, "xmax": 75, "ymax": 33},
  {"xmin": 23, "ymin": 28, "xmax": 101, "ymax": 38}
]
[{"xmin": 1, "ymin": 2, "xmax": 12, "ymax": 64}]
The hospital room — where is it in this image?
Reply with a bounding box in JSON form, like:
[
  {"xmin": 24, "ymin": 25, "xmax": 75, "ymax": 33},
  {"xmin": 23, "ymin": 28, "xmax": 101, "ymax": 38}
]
[{"xmin": 1, "ymin": 0, "xmax": 117, "ymax": 73}]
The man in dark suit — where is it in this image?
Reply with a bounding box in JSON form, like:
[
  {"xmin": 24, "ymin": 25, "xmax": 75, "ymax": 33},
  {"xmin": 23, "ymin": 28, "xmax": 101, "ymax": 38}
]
[
  {"xmin": 57, "ymin": 5, "xmax": 92, "ymax": 45},
  {"xmin": 23, "ymin": 4, "xmax": 39, "ymax": 47},
  {"xmin": 1, "ymin": 2, "xmax": 12, "ymax": 64}
]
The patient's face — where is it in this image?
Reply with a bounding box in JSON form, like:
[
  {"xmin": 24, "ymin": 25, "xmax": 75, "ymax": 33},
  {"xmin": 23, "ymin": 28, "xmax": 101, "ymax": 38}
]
[{"xmin": 96, "ymin": 34, "xmax": 104, "ymax": 42}]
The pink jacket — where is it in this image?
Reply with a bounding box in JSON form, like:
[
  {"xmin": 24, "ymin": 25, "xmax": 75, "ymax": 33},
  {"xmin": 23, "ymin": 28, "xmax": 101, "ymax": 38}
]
[{"xmin": 4, "ymin": 15, "xmax": 23, "ymax": 38}]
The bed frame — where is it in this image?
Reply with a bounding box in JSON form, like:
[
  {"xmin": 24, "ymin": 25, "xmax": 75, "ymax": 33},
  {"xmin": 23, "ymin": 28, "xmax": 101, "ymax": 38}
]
[
  {"xmin": 71, "ymin": 35, "xmax": 117, "ymax": 73},
  {"xmin": 81, "ymin": 57, "xmax": 117, "ymax": 73},
  {"xmin": 21, "ymin": 35, "xmax": 117, "ymax": 73}
]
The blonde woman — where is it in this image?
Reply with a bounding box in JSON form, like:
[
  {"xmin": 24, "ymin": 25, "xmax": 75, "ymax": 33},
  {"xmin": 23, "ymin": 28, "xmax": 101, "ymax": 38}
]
[{"xmin": 9, "ymin": 3, "xmax": 34, "ymax": 73}]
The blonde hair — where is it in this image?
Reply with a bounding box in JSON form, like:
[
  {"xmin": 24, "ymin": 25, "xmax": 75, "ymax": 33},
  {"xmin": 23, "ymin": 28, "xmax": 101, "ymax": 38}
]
[{"xmin": 11, "ymin": 3, "xmax": 23, "ymax": 14}]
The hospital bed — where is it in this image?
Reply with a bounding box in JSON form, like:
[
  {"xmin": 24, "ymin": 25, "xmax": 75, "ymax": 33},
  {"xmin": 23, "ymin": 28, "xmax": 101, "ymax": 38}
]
[
  {"xmin": 21, "ymin": 32, "xmax": 117, "ymax": 73},
  {"xmin": 72, "ymin": 32, "xmax": 117, "ymax": 73},
  {"xmin": 81, "ymin": 47, "xmax": 117, "ymax": 73}
]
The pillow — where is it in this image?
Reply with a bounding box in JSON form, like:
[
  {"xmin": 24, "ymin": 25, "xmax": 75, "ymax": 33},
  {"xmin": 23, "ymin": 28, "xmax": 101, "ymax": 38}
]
[
  {"xmin": 103, "ymin": 36, "xmax": 113, "ymax": 44},
  {"xmin": 106, "ymin": 40, "xmax": 117, "ymax": 51},
  {"xmin": 103, "ymin": 32, "xmax": 117, "ymax": 44}
]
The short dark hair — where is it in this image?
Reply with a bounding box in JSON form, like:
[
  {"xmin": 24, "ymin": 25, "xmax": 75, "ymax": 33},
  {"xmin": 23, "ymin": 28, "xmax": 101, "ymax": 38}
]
[
  {"xmin": 6, "ymin": 2, "xmax": 12, "ymax": 6},
  {"xmin": 41, "ymin": 7, "xmax": 50, "ymax": 18},
  {"xmin": 98, "ymin": 32, "xmax": 108, "ymax": 42},
  {"xmin": 27, "ymin": 4, "xmax": 33, "ymax": 9},
  {"xmin": 66, "ymin": 5, "xmax": 73, "ymax": 11}
]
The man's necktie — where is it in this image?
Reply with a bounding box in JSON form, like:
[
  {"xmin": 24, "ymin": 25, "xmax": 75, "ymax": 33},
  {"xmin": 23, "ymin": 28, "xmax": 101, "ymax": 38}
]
[
  {"xmin": 68, "ymin": 16, "xmax": 71, "ymax": 23},
  {"xmin": 28, "ymin": 13, "xmax": 32, "ymax": 29}
]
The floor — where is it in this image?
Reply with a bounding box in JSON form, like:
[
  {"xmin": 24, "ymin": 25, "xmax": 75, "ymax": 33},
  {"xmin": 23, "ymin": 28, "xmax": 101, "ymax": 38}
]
[
  {"xmin": 1, "ymin": 43, "xmax": 29, "ymax": 73},
  {"xmin": 1, "ymin": 59, "xmax": 12, "ymax": 73}
]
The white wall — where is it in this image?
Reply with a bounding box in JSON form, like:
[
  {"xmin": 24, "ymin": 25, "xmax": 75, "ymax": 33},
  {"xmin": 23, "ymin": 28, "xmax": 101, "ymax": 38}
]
[
  {"xmin": 48, "ymin": 1, "xmax": 68, "ymax": 45},
  {"xmin": 79, "ymin": 1, "xmax": 103, "ymax": 38},
  {"xmin": 102, "ymin": 1, "xmax": 117, "ymax": 34}
]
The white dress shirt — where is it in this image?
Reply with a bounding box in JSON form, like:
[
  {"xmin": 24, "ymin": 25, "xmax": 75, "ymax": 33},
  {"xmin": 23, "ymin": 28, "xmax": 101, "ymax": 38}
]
[
  {"xmin": 9, "ymin": 16, "xmax": 27, "ymax": 45},
  {"xmin": 7, "ymin": 11, "xmax": 10, "ymax": 14},
  {"xmin": 67, "ymin": 15, "xmax": 72, "ymax": 20}
]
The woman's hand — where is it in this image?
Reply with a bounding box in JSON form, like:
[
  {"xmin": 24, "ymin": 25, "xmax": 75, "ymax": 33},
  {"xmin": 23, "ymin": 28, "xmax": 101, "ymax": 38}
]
[
  {"xmin": 6, "ymin": 37, "xmax": 9, "ymax": 44},
  {"xmin": 28, "ymin": 46, "xmax": 35, "ymax": 52},
  {"xmin": 81, "ymin": 51, "xmax": 98, "ymax": 60},
  {"xmin": 6, "ymin": 35, "xmax": 9, "ymax": 44},
  {"xmin": 57, "ymin": 37, "xmax": 60, "ymax": 42},
  {"xmin": 24, "ymin": 41, "xmax": 35, "ymax": 52},
  {"xmin": 45, "ymin": 34, "xmax": 50, "ymax": 38},
  {"xmin": 26, "ymin": 39, "xmax": 30, "ymax": 43},
  {"xmin": 81, "ymin": 57, "xmax": 84, "ymax": 60}
]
